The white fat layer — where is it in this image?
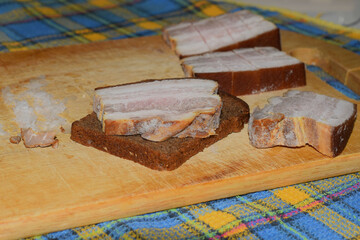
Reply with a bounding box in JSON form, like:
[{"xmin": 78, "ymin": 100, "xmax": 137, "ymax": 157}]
[
  {"xmin": 202, "ymin": 32, "xmax": 234, "ymax": 51},
  {"xmin": 193, "ymin": 65, "xmax": 229, "ymax": 73},
  {"xmin": 255, "ymin": 47, "xmax": 286, "ymax": 56},
  {"xmin": 96, "ymin": 79, "xmax": 221, "ymax": 122},
  {"xmin": 101, "ymin": 97, "xmax": 220, "ymax": 117},
  {"xmin": 95, "ymin": 79, "xmax": 217, "ymax": 97},
  {"xmin": 182, "ymin": 47, "xmax": 300, "ymax": 73},
  {"xmin": 250, "ymin": 57, "xmax": 300, "ymax": 69},
  {"xmin": 164, "ymin": 10, "xmax": 277, "ymax": 56},
  {"xmin": 176, "ymin": 41, "xmax": 211, "ymax": 56},
  {"xmin": 98, "ymin": 85, "xmax": 217, "ymax": 103},
  {"xmin": 241, "ymin": 13, "xmax": 264, "ymax": 24},
  {"xmin": 105, "ymin": 109, "xmax": 209, "ymax": 121},
  {"xmin": 101, "ymin": 93, "xmax": 219, "ymax": 109},
  {"xmin": 166, "ymin": 22, "xmax": 192, "ymax": 33},
  {"xmin": 254, "ymin": 90, "xmax": 355, "ymax": 126},
  {"xmin": 193, "ymin": 19, "xmax": 234, "ymax": 50},
  {"xmin": 227, "ymin": 26, "xmax": 254, "ymax": 42},
  {"xmin": 247, "ymin": 21, "xmax": 276, "ymax": 35},
  {"xmin": 233, "ymin": 48, "xmax": 263, "ymax": 57},
  {"xmin": 171, "ymin": 26, "xmax": 202, "ymax": 41}
]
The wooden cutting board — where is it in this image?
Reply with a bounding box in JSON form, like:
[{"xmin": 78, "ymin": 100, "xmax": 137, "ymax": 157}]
[{"xmin": 0, "ymin": 30, "xmax": 359, "ymax": 240}]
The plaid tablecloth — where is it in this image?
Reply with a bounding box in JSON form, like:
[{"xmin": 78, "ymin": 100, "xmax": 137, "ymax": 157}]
[{"xmin": 1, "ymin": 0, "xmax": 359, "ymax": 239}]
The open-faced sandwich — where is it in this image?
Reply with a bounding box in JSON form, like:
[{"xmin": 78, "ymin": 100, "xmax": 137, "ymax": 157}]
[{"xmin": 71, "ymin": 78, "xmax": 250, "ymax": 170}]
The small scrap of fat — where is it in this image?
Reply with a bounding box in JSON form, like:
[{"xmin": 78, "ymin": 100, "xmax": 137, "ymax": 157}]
[
  {"xmin": 21, "ymin": 128, "xmax": 58, "ymax": 148},
  {"xmin": 1, "ymin": 76, "xmax": 67, "ymax": 148},
  {"xmin": 9, "ymin": 135, "xmax": 21, "ymax": 144}
]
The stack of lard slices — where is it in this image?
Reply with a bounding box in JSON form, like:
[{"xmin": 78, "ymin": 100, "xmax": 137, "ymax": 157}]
[
  {"xmin": 248, "ymin": 90, "xmax": 357, "ymax": 157},
  {"xmin": 163, "ymin": 10, "xmax": 279, "ymax": 58},
  {"xmin": 181, "ymin": 47, "xmax": 306, "ymax": 95},
  {"xmin": 93, "ymin": 79, "xmax": 222, "ymax": 142}
]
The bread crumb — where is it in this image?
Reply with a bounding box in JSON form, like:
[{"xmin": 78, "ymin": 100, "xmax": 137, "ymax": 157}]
[
  {"xmin": 9, "ymin": 136, "xmax": 21, "ymax": 144},
  {"xmin": 52, "ymin": 139, "xmax": 59, "ymax": 149}
]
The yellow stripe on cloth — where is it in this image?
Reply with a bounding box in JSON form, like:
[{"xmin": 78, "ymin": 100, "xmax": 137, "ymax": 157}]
[
  {"xmin": 199, "ymin": 211, "xmax": 236, "ymax": 229},
  {"xmin": 36, "ymin": 7, "xmax": 61, "ymax": 18},
  {"xmin": 138, "ymin": 21, "xmax": 162, "ymax": 30},
  {"xmin": 74, "ymin": 28, "xmax": 107, "ymax": 41},
  {"xmin": 73, "ymin": 225, "xmax": 111, "ymax": 240},
  {"xmin": 3, "ymin": 41, "xmax": 29, "ymax": 51},
  {"xmin": 199, "ymin": 212, "xmax": 255, "ymax": 238},
  {"xmin": 197, "ymin": 1, "xmax": 225, "ymax": 17},
  {"xmin": 308, "ymin": 206, "xmax": 360, "ymax": 239},
  {"xmin": 84, "ymin": 32, "xmax": 107, "ymax": 41},
  {"xmin": 274, "ymin": 186, "xmax": 311, "ymax": 205},
  {"xmin": 90, "ymin": 0, "xmax": 117, "ymax": 8},
  {"xmin": 133, "ymin": 17, "xmax": 162, "ymax": 30}
]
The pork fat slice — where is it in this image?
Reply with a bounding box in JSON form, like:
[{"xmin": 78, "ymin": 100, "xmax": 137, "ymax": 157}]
[
  {"xmin": 183, "ymin": 47, "xmax": 300, "ymax": 73},
  {"xmin": 182, "ymin": 47, "xmax": 306, "ymax": 95},
  {"xmin": 93, "ymin": 79, "xmax": 222, "ymax": 142},
  {"xmin": 248, "ymin": 91, "xmax": 357, "ymax": 157},
  {"xmin": 163, "ymin": 10, "xmax": 279, "ymax": 58}
]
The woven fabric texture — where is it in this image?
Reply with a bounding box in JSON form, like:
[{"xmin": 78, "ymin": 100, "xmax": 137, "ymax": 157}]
[
  {"xmin": 28, "ymin": 173, "xmax": 360, "ymax": 240},
  {"xmin": 0, "ymin": 0, "xmax": 359, "ymax": 239}
]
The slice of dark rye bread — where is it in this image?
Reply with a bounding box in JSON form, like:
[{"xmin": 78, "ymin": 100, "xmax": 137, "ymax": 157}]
[{"xmin": 71, "ymin": 91, "xmax": 249, "ymax": 171}]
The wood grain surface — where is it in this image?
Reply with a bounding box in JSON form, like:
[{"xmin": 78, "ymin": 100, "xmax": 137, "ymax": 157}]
[
  {"xmin": 281, "ymin": 30, "xmax": 360, "ymax": 94},
  {"xmin": 0, "ymin": 30, "xmax": 359, "ymax": 240}
]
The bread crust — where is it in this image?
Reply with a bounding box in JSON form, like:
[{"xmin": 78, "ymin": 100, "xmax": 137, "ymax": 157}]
[
  {"xmin": 184, "ymin": 62, "xmax": 306, "ymax": 96},
  {"xmin": 71, "ymin": 91, "xmax": 249, "ymax": 171},
  {"xmin": 194, "ymin": 72, "xmax": 233, "ymax": 94}
]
